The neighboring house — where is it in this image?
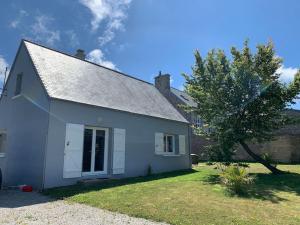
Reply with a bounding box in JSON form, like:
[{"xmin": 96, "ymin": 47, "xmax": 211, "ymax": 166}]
[
  {"xmin": 154, "ymin": 73, "xmax": 300, "ymax": 163},
  {"xmin": 0, "ymin": 40, "xmax": 191, "ymax": 189},
  {"xmin": 154, "ymin": 73, "xmax": 208, "ymax": 158}
]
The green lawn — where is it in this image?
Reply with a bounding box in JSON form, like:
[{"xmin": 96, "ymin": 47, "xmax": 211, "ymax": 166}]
[{"xmin": 44, "ymin": 163, "xmax": 300, "ymax": 225}]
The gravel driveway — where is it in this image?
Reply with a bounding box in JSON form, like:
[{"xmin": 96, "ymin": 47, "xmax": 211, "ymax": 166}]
[{"xmin": 0, "ymin": 190, "xmax": 168, "ymax": 225}]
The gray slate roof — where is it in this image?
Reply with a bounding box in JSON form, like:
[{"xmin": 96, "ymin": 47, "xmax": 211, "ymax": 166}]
[
  {"xmin": 24, "ymin": 40, "xmax": 188, "ymax": 123},
  {"xmin": 171, "ymin": 88, "xmax": 197, "ymax": 107}
]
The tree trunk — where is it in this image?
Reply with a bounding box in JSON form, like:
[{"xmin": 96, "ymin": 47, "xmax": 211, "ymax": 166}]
[{"xmin": 239, "ymin": 140, "xmax": 284, "ymax": 174}]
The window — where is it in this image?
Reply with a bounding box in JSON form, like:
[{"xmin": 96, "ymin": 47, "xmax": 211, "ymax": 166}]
[
  {"xmin": 163, "ymin": 134, "xmax": 175, "ymax": 153},
  {"xmin": 14, "ymin": 73, "xmax": 23, "ymax": 96},
  {"xmin": 192, "ymin": 113, "xmax": 202, "ymax": 128},
  {"xmin": 0, "ymin": 132, "xmax": 7, "ymax": 157},
  {"xmin": 191, "ymin": 113, "xmax": 213, "ymax": 134}
]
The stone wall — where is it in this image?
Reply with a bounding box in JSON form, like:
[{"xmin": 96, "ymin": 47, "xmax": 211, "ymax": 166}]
[
  {"xmin": 235, "ymin": 112, "xmax": 300, "ymax": 163},
  {"xmin": 234, "ymin": 134, "xmax": 300, "ymax": 163}
]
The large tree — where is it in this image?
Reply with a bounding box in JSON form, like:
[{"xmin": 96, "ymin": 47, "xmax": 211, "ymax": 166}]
[{"xmin": 183, "ymin": 41, "xmax": 300, "ymax": 174}]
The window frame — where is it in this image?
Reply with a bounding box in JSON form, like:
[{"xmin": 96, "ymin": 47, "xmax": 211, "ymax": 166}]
[
  {"xmin": 81, "ymin": 126, "xmax": 109, "ymax": 176},
  {"xmin": 192, "ymin": 113, "xmax": 202, "ymax": 128},
  {"xmin": 14, "ymin": 73, "xmax": 23, "ymax": 97},
  {"xmin": 0, "ymin": 130, "xmax": 7, "ymax": 158},
  {"xmin": 163, "ymin": 134, "xmax": 175, "ymax": 154}
]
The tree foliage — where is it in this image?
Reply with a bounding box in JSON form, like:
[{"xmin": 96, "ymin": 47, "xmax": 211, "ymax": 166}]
[{"xmin": 183, "ymin": 41, "xmax": 300, "ymax": 173}]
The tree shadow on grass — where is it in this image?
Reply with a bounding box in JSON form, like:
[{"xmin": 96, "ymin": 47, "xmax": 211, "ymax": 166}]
[
  {"xmin": 243, "ymin": 172, "xmax": 300, "ymax": 203},
  {"xmin": 202, "ymin": 171, "xmax": 300, "ymax": 203},
  {"xmin": 201, "ymin": 174, "xmax": 221, "ymax": 184},
  {"xmin": 43, "ymin": 169, "xmax": 198, "ymax": 199}
]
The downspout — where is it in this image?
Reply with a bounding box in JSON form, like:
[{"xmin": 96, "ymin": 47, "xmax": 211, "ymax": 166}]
[{"xmin": 188, "ymin": 124, "xmax": 192, "ymax": 168}]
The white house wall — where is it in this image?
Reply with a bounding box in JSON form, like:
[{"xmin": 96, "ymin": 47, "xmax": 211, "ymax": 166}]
[
  {"xmin": 44, "ymin": 99, "xmax": 190, "ymax": 188},
  {"xmin": 0, "ymin": 43, "xmax": 50, "ymax": 189}
]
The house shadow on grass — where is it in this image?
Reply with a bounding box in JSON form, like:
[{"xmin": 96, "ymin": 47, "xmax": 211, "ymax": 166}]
[
  {"xmin": 202, "ymin": 171, "xmax": 300, "ymax": 203},
  {"xmin": 44, "ymin": 169, "xmax": 198, "ymax": 199}
]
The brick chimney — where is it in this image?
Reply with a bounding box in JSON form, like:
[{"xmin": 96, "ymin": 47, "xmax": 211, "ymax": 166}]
[
  {"xmin": 155, "ymin": 71, "xmax": 171, "ymax": 94},
  {"xmin": 75, "ymin": 49, "xmax": 86, "ymax": 60}
]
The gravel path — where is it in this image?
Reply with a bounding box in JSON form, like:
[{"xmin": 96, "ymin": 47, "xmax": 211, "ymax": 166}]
[{"xmin": 0, "ymin": 190, "xmax": 168, "ymax": 225}]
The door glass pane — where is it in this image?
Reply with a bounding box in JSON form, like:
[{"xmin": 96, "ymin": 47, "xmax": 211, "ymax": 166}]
[
  {"xmin": 0, "ymin": 133, "xmax": 6, "ymax": 154},
  {"xmin": 163, "ymin": 135, "xmax": 167, "ymax": 152},
  {"xmin": 167, "ymin": 136, "xmax": 173, "ymax": 152},
  {"xmin": 94, "ymin": 130, "xmax": 105, "ymax": 171},
  {"xmin": 82, "ymin": 128, "xmax": 93, "ymax": 172}
]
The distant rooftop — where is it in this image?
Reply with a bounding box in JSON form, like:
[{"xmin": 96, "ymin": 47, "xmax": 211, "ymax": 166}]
[{"xmin": 171, "ymin": 87, "xmax": 197, "ymax": 108}]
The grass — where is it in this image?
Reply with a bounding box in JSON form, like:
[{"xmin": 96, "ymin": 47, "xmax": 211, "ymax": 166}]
[{"xmin": 44, "ymin": 163, "xmax": 300, "ymax": 225}]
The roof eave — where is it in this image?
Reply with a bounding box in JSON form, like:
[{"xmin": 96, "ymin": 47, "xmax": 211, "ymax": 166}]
[{"xmin": 50, "ymin": 96, "xmax": 190, "ymax": 124}]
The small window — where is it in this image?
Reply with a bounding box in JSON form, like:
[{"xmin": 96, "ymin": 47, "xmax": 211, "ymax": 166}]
[
  {"xmin": 163, "ymin": 134, "xmax": 175, "ymax": 153},
  {"xmin": 15, "ymin": 73, "xmax": 23, "ymax": 96},
  {"xmin": 192, "ymin": 113, "xmax": 202, "ymax": 128},
  {"xmin": 192, "ymin": 113, "xmax": 212, "ymax": 134},
  {"xmin": 0, "ymin": 132, "xmax": 7, "ymax": 157}
]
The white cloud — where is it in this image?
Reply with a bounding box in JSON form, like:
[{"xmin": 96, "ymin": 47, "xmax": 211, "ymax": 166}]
[
  {"xmin": 277, "ymin": 65, "xmax": 298, "ymax": 84},
  {"xmin": 118, "ymin": 43, "xmax": 129, "ymax": 51},
  {"xmin": 79, "ymin": 0, "xmax": 111, "ymax": 31},
  {"xmin": 9, "ymin": 9, "xmax": 28, "ymax": 28},
  {"xmin": 276, "ymin": 65, "xmax": 300, "ymax": 110},
  {"xmin": 87, "ymin": 49, "xmax": 117, "ymax": 70},
  {"xmin": 0, "ymin": 55, "xmax": 9, "ymax": 84},
  {"xmin": 170, "ymin": 76, "xmax": 174, "ymax": 85},
  {"xmin": 79, "ymin": 0, "xmax": 131, "ymax": 46},
  {"xmin": 65, "ymin": 30, "xmax": 80, "ymax": 47},
  {"xmin": 98, "ymin": 29, "xmax": 115, "ymax": 46},
  {"xmin": 31, "ymin": 15, "xmax": 60, "ymax": 46},
  {"xmin": 9, "ymin": 10, "xmax": 62, "ymax": 47}
]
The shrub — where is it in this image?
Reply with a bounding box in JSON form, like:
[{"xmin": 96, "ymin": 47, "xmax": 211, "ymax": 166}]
[
  {"xmin": 220, "ymin": 166, "xmax": 254, "ymax": 194},
  {"xmin": 216, "ymin": 162, "xmax": 231, "ymax": 171}
]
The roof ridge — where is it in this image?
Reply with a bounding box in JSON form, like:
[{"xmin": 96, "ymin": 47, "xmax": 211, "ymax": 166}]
[
  {"xmin": 171, "ymin": 86, "xmax": 185, "ymax": 92},
  {"xmin": 22, "ymin": 39, "xmax": 154, "ymax": 87}
]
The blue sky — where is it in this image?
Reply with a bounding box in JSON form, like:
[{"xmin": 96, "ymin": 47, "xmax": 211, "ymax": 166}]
[{"xmin": 0, "ymin": 0, "xmax": 299, "ymax": 109}]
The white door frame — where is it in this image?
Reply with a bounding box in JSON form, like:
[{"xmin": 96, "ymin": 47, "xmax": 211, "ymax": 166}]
[{"xmin": 82, "ymin": 126, "xmax": 109, "ymax": 176}]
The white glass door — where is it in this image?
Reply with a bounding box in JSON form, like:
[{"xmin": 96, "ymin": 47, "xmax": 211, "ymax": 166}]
[{"xmin": 82, "ymin": 127, "xmax": 108, "ymax": 175}]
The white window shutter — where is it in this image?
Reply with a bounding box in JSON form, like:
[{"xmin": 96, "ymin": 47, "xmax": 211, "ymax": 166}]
[
  {"xmin": 155, "ymin": 132, "xmax": 164, "ymax": 154},
  {"xmin": 63, "ymin": 123, "xmax": 84, "ymax": 178},
  {"xmin": 113, "ymin": 128, "xmax": 126, "ymax": 174},
  {"xmin": 179, "ymin": 135, "xmax": 186, "ymax": 155}
]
